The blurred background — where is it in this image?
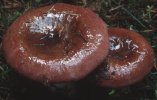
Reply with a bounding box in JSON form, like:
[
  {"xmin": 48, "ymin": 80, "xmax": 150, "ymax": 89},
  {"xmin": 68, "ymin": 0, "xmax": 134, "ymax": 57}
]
[{"xmin": 0, "ymin": 0, "xmax": 157, "ymax": 100}]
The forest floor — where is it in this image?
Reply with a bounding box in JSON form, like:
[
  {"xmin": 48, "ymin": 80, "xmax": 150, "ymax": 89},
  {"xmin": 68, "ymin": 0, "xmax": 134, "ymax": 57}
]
[{"xmin": 0, "ymin": 0, "xmax": 157, "ymax": 100}]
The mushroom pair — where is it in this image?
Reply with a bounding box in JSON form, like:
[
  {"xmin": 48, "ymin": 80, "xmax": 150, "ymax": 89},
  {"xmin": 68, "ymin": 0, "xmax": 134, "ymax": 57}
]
[{"xmin": 2, "ymin": 3, "xmax": 154, "ymax": 88}]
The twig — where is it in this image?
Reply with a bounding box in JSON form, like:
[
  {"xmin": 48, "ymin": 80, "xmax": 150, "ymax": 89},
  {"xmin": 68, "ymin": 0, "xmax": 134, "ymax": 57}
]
[
  {"xmin": 0, "ymin": 65, "xmax": 4, "ymax": 72},
  {"xmin": 109, "ymin": 5, "xmax": 122, "ymax": 12},
  {"xmin": 111, "ymin": 0, "xmax": 146, "ymax": 28},
  {"xmin": 121, "ymin": 7, "xmax": 146, "ymax": 28}
]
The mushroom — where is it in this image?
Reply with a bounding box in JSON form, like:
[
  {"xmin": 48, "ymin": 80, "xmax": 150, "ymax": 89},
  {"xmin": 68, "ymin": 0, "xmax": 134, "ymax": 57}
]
[
  {"xmin": 2, "ymin": 3, "xmax": 109, "ymax": 84},
  {"xmin": 94, "ymin": 28, "xmax": 154, "ymax": 88}
]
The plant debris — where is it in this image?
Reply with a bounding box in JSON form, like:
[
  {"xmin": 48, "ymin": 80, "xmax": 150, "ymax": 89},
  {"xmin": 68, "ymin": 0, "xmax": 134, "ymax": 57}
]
[{"xmin": 0, "ymin": 0, "xmax": 157, "ymax": 100}]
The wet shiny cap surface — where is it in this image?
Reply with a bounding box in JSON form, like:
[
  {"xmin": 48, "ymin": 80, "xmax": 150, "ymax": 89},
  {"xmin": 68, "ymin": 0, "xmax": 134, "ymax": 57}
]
[
  {"xmin": 96, "ymin": 28, "xmax": 154, "ymax": 88},
  {"xmin": 2, "ymin": 3, "xmax": 109, "ymax": 84}
]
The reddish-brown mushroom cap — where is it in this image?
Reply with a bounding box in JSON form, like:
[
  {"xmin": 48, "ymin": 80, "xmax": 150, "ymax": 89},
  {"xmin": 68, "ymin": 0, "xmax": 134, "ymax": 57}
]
[
  {"xmin": 2, "ymin": 3, "xmax": 109, "ymax": 84},
  {"xmin": 95, "ymin": 28, "xmax": 154, "ymax": 88}
]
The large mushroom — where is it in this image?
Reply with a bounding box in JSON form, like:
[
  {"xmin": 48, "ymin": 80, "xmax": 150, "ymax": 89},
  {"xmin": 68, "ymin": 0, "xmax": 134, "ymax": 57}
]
[
  {"xmin": 95, "ymin": 28, "xmax": 154, "ymax": 88},
  {"xmin": 2, "ymin": 3, "xmax": 109, "ymax": 84}
]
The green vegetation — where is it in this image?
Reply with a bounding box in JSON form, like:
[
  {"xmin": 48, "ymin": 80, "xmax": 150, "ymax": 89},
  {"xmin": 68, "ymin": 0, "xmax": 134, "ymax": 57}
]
[{"xmin": 0, "ymin": 0, "xmax": 157, "ymax": 100}]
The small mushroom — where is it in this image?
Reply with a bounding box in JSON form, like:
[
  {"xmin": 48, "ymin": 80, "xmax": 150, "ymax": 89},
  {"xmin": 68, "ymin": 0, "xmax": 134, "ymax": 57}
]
[
  {"xmin": 2, "ymin": 3, "xmax": 109, "ymax": 84},
  {"xmin": 95, "ymin": 28, "xmax": 154, "ymax": 88}
]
